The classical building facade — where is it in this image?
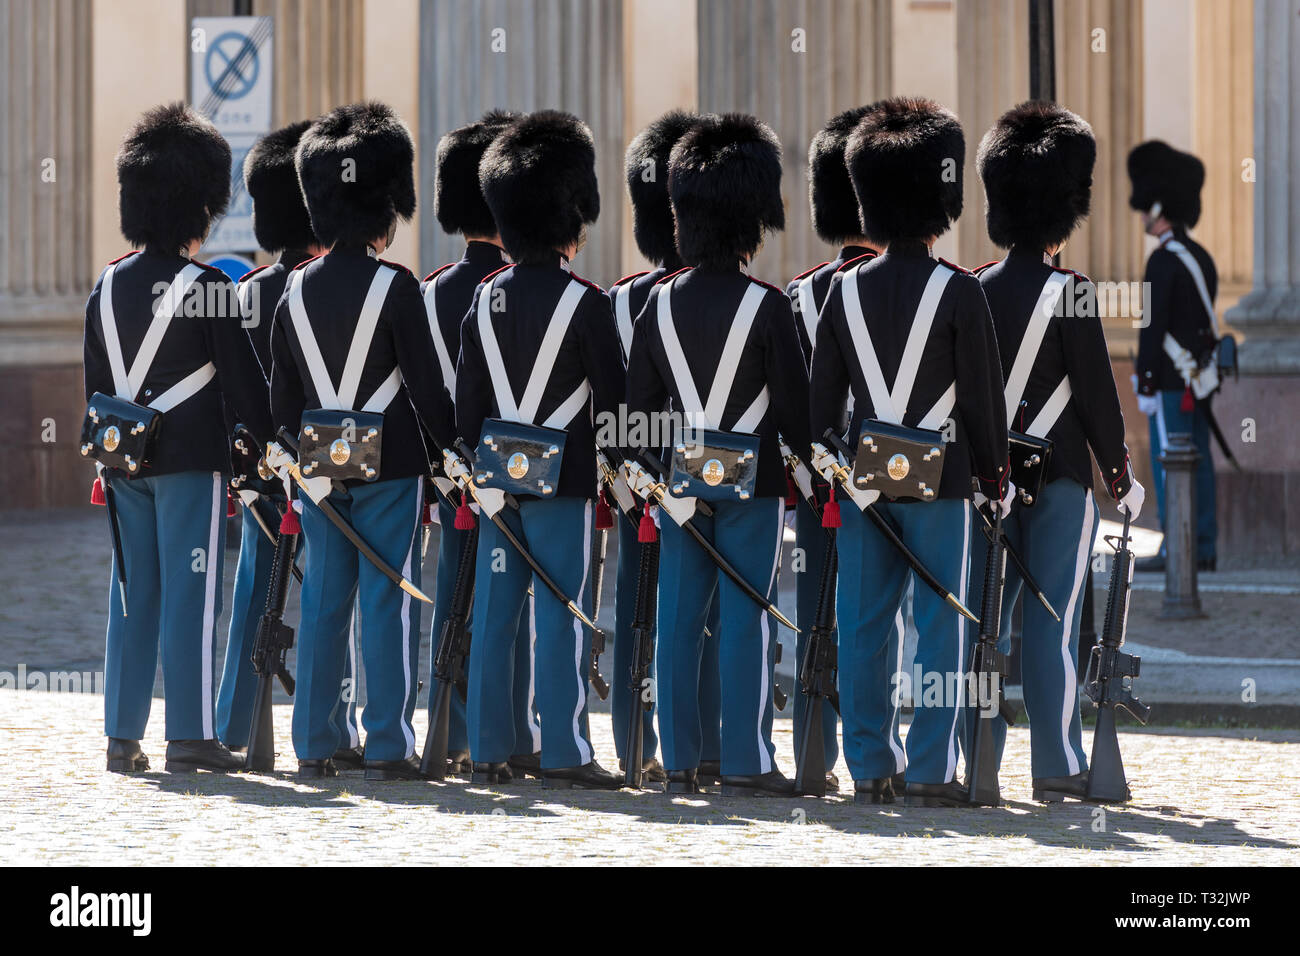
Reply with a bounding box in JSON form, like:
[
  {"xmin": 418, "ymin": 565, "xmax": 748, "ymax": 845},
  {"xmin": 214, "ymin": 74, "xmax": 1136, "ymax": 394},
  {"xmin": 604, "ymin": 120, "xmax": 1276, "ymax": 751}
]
[{"xmin": 0, "ymin": 0, "xmax": 1291, "ymax": 565}]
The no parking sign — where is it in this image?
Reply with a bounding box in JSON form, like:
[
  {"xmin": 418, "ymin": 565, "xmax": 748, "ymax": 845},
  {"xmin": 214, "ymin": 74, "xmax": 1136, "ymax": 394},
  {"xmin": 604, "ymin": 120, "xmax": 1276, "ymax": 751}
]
[{"xmin": 190, "ymin": 16, "xmax": 273, "ymax": 253}]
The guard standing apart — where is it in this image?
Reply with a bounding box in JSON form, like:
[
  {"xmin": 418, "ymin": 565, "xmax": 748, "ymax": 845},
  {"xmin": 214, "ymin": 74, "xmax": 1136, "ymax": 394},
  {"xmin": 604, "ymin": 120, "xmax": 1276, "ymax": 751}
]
[
  {"xmin": 974, "ymin": 102, "xmax": 1145, "ymax": 799},
  {"xmin": 268, "ymin": 101, "xmax": 456, "ymax": 780},
  {"xmin": 810, "ymin": 98, "xmax": 1010, "ymax": 807},
  {"xmin": 609, "ymin": 109, "xmax": 707, "ymax": 785},
  {"xmin": 84, "ymin": 103, "xmax": 273, "ymax": 772},
  {"xmin": 423, "ymin": 110, "xmax": 542, "ymax": 778},
  {"xmin": 626, "ymin": 113, "xmax": 811, "ymax": 796},
  {"xmin": 214, "ymin": 121, "xmax": 360, "ymax": 761},
  {"xmin": 1128, "ymin": 141, "xmax": 1220, "ymax": 571},
  {"xmin": 785, "ymin": 104, "xmax": 897, "ymax": 793},
  {"xmin": 455, "ymin": 110, "xmax": 626, "ymax": 789}
]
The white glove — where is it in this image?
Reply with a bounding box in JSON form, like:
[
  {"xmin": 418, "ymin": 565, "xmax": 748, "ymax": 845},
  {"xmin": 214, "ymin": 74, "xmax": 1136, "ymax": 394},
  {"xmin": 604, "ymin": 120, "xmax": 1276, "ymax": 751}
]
[
  {"xmin": 810, "ymin": 442, "xmax": 879, "ymax": 512},
  {"xmin": 1118, "ymin": 478, "xmax": 1145, "ymax": 520},
  {"xmin": 264, "ymin": 440, "xmax": 293, "ymax": 479},
  {"xmin": 442, "ymin": 448, "xmax": 472, "ymax": 484},
  {"xmin": 975, "ymin": 481, "xmax": 1016, "ymax": 518},
  {"xmin": 623, "ymin": 459, "xmax": 697, "ymax": 527},
  {"xmin": 1137, "ymin": 393, "xmax": 1160, "ymax": 417}
]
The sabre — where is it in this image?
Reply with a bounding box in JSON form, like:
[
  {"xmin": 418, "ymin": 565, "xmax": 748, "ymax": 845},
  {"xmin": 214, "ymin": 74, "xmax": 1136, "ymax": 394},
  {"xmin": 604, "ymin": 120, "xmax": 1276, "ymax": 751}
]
[
  {"xmin": 628, "ymin": 451, "xmax": 799, "ymax": 634},
  {"xmin": 820, "ymin": 430, "xmax": 979, "ymax": 623},
  {"xmin": 1199, "ymin": 399, "xmax": 1242, "ymax": 472},
  {"xmin": 101, "ymin": 473, "xmax": 129, "ymax": 617},
  {"xmin": 449, "ymin": 441, "xmax": 600, "ymax": 633},
  {"xmin": 275, "ymin": 428, "xmax": 434, "ymax": 605},
  {"xmin": 970, "ymin": 504, "xmax": 1059, "ymax": 621}
]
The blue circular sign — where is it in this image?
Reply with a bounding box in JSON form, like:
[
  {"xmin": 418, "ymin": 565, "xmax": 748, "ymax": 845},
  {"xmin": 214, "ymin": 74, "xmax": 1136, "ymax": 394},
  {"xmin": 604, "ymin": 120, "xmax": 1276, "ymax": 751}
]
[{"xmin": 205, "ymin": 31, "xmax": 260, "ymax": 101}]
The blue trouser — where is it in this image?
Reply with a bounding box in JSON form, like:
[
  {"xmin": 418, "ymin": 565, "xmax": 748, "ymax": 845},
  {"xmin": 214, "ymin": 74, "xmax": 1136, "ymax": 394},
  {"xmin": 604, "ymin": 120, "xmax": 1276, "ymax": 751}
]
[
  {"xmin": 967, "ymin": 479, "xmax": 1096, "ymax": 779},
  {"xmin": 791, "ymin": 493, "xmax": 841, "ymax": 767},
  {"xmin": 292, "ymin": 477, "xmax": 423, "ymax": 761},
  {"xmin": 610, "ymin": 512, "xmax": 660, "ymax": 761},
  {"xmin": 103, "ymin": 470, "xmax": 227, "ymax": 741},
  {"xmin": 1149, "ymin": 389, "xmax": 1217, "ymax": 562},
  {"xmin": 216, "ymin": 504, "xmax": 361, "ymax": 749},
  {"xmin": 657, "ymin": 498, "xmax": 784, "ymax": 776},
  {"xmin": 427, "ymin": 496, "xmax": 537, "ymax": 755},
  {"xmin": 468, "ymin": 497, "xmax": 595, "ymax": 768},
  {"xmin": 837, "ymin": 498, "xmax": 972, "ymax": 784}
]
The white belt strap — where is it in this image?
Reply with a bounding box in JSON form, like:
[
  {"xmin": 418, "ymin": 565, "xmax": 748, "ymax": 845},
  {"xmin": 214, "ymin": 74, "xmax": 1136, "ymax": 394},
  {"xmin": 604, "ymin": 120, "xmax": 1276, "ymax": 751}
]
[
  {"xmin": 1004, "ymin": 271, "xmax": 1070, "ymax": 421},
  {"xmin": 422, "ymin": 276, "xmax": 458, "ymax": 390},
  {"xmin": 477, "ymin": 272, "xmax": 588, "ymax": 426},
  {"xmin": 286, "ymin": 265, "xmax": 401, "ymax": 412},
  {"xmin": 840, "ymin": 260, "xmax": 955, "ymax": 427},
  {"xmin": 1025, "ymin": 377, "xmax": 1072, "ymax": 439},
  {"xmin": 797, "ymin": 274, "xmax": 818, "ymax": 347},
  {"xmin": 1165, "ymin": 239, "xmax": 1219, "ymax": 335},
  {"xmin": 657, "ymin": 277, "xmax": 767, "ymax": 431},
  {"xmin": 613, "ymin": 282, "xmax": 635, "ymax": 362},
  {"xmin": 99, "ymin": 260, "xmax": 208, "ymax": 408}
]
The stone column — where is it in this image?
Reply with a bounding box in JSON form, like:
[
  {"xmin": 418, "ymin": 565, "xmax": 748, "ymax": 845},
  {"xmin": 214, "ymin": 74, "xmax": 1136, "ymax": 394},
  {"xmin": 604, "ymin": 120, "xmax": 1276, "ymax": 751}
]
[{"xmin": 363, "ymin": 0, "xmax": 420, "ymax": 268}]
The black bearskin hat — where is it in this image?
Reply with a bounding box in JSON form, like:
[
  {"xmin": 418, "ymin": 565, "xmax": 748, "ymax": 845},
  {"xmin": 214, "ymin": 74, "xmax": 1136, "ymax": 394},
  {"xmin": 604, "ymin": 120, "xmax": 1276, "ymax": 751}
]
[
  {"xmin": 243, "ymin": 120, "xmax": 319, "ymax": 253},
  {"xmin": 977, "ymin": 101, "xmax": 1095, "ymax": 251},
  {"xmin": 625, "ymin": 110, "xmax": 703, "ymax": 265},
  {"xmin": 1127, "ymin": 140, "xmax": 1205, "ymax": 228},
  {"xmin": 845, "ymin": 97, "xmax": 964, "ymax": 244},
  {"xmin": 433, "ymin": 109, "xmax": 521, "ymax": 237},
  {"xmin": 808, "ymin": 104, "xmax": 879, "ymax": 244},
  {"xmin": 117, "ymin": 102, "xmax": 231, "ymax": 251},
  {"xmin": 668, "ymin": 112, "xmax": 785, "ymax": 267},
  {"xmin": 296, "ymin": 101, "xmax": 416, "ymax": 247},
  {"xmin": 479, "ymin": 110, "xmax": 600, "ymax": 262}
]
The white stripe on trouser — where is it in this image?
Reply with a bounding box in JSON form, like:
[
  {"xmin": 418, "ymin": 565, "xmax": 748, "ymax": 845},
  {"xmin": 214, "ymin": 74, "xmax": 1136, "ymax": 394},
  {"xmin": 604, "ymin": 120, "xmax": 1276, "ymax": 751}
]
[
  {"xmin": 526, "ymin": 592, "xmax": 541, "ymax": 751},
  {"xmin": 1058, "ymin": 490, "xmax": 1095, "ymax": 776},
  {"xmin": 201, "ymin": 472, "xmax": 223, "ymax": 740},
  {"xmin": 756, "ymin": 499, "xmax": 784, "ymax": 774},
  {"xmin": 571, "ymin": 502, "xmax": 595, "ymax": 764},
  {"xmin": 888, "ymin": 606, "xmax": 906, "ymax": 773},
  {"xmin": 399, "ymin": 483, "xmax": 422, "ymax": 756},
  {"xmin": 1155, "ymin": 398, "xmax": 1168, "ymax": 452},
  {"xmin": 345, "ymin": 608, "xmax": 360, "ymax": 748},
  {"xmin": 943, "ymin": 503, "xmax": 972, "ymax": 782}
]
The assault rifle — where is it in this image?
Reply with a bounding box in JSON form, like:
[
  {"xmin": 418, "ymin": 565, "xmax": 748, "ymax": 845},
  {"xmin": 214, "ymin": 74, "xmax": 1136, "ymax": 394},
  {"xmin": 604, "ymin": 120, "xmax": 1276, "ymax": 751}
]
[
  {"xmin": 245, "ymin": 507, "xmax": 299, "ymax": 773},
  {"xmin": 1084, "ymin": 511, "xmax": 1150, "ymax": 802},
  {"xmin": 966, "ymin": 508, "xmax": 1015, "ymax": 805},
  {"xmin": 794, "ymin": 527, "xmax": 840, "ymax": 797},
  {"xmin": 623, "ymin": 509, "xmax": 660, "ymax": 789}
]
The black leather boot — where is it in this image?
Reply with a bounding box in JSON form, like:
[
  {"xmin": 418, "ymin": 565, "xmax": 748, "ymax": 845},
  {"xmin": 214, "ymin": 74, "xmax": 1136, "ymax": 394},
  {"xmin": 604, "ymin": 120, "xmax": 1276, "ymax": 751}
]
[
  {"xmin": 903, "ymin": 780, "xmax": 970, "ymax": 808},
  {"xmin": 825, "ymin": 771, "xmax": 841, "ymax": 793},
  {"xmin": 331, "ymin": 746, "xmax": 365, "ymax": 770},
  {"xmin": 543, "ymin": 760, "xmax": 623, "ymax": 790},
  {"xmin": 364, "ymin": 756, "xmax": 425, "ymax": 781},
  {"xmin": 697, "ymin": 759, "xmax": 722, "ymax": 785},
  {"xmin": 507, "ymin": 751, "xmax": 544, "ymax": 779},
  {"xmin": 106, "ymin": 738, "xmax": 149, "ymax": 773},
  {"xmin": 666, "ymin": 769, "xmax": 701, "ymax": 794},
  {"xmin": 854, "ymin": 777, "xmax": 896, "ymax": 805},
  {"xmin": 298, "ymin": 758, "xmax": 337, "ymax": 779},
  {"xmin": 165, "ymin": 739, "xmax": 243, "ymax": 772},
  {"xmin": 721, "ymin": 769, "xmax": 796, "ymax": 797},
  {"xmin": 619, "ymin": 757, "xmax": 668, "ymax": 783},
  {"xmin": 471, "ymin": 761, "xmax": 513, "ymax": 785},
  {"xmin": 446, "ymin": 749, "xmax": 471, "ymax": 775},
  {"xmin": 1032, "ymin": 771, "xmax": 1093, "ymax": 803}
]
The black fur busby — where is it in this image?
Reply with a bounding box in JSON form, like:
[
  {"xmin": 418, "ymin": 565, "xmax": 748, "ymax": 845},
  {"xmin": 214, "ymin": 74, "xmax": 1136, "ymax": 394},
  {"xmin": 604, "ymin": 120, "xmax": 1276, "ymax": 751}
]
[
  {"xmin": 434, "ymin": 110, "xmax": 521, "ymax": 237},
  {"xmin": 479, "ymin": 110, "xmax": 600, "ymax": 263},
  {"xmin": 977, "ymin": 101, "xmax": 1095, "ymax": 251},
  {"xmin": 625, "ymin": 110, "xmax": 702, "ymax": 265},
  {"xmin": 243, "ymin": 120, "xmax": 319, "ymax": 253},
  {"xmin": 808, "ymin": 104, "xmax": 879, "ymax": 244},
  {"xmin": 296, "ymin": 101, "xmax": 416, "ymax": 247},
  {"xmin": 668, "ymin": 113, "xmax": 784, "ymax": 268},
  {"xmin": 1127, "ymin": 140, "xmax": 1205, "ymax": 228},
  {"xmin": 845, "ymin": 97, "xmax": 964, "ymax": 244},
  {"xmin": 116, "ymin": 103, "xmax": 231, "ymax": 251}
]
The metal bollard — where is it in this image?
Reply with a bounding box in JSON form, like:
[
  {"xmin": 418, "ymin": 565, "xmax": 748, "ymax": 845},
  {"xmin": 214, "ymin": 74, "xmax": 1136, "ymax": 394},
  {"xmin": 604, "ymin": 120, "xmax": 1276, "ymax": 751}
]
[{"xmin": 1159, "ymin": 432, "xmax": 1206, "ymax": 619}]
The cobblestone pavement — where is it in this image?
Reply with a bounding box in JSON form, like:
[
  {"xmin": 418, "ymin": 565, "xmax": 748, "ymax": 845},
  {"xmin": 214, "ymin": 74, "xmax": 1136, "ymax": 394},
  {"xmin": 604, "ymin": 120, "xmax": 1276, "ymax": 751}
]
[{"xmin": 1, "ymin": 688, "xmax": 1297, "ymax": 866}]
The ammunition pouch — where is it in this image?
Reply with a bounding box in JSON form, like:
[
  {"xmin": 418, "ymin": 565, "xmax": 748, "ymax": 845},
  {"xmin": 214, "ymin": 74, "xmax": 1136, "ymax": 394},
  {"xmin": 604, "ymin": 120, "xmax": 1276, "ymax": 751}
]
[
  {"xmin": 849, "ymin": 420, "xmax": 945, "ymax": 502},
  {"xmin": 79, "ymin": 392, "xmax": 160, "ymax": 475},
  {"xmin": 668, "ymin": 427, "xmax": 760, "ymax": 503},
  {"xmin": 229, "ymin": 426, "xmax": 280, "ymax": 496},
  {"xmin": 1008, "ymin": 431, "xmax": 1053, "ymax": 508},
  {"xmin": 472, "ymin": 418, "xmax": 566, "ymax": 499},
  {"xmin": 299, "ymin": 410, "xmax": 384, "ymax": 482}
]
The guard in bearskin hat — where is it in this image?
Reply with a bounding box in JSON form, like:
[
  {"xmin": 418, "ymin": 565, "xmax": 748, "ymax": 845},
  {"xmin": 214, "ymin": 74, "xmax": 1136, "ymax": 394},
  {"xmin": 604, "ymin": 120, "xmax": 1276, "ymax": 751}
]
[
  {"xmin": 83, "ymin": 103, "xmax": 273, "ymax": 772},
  {"xmin": 973, "ymin": 101, "xmax": 1144, "ymax": 801},
  {"xmin": 809, "ymin": 97, "xmax": 1009, "ymax": 807},
  {"xmin": 451, "ymin": 109, "xmax": 626, "ymax": 789},
  {"xmin": 213, "ymin": 120, "xmax": 362, "ymax": 762},
  {"xmin": 421, "ymin": 109, "xmax": 541, "ymax": 780},
  {"xmin": 624, "ymin": 112, "xmax": 811, "ymax": 797},
  {"xmin": 1127, "ymin": 140, "xmax": 1220, "ymax": 572},
  {"xmin": 264, "ymin": 101, "xmax": 456, "ymax": 781}
]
